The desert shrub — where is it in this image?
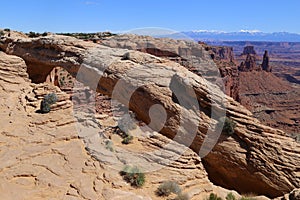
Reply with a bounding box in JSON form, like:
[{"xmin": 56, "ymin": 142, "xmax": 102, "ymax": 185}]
[
  {"xmin": 226, "ymin": 193, "xmax": 236, "ymax": 200},
  {"xmin": 117, "ymin": 114, "xmax": 137, "ymax": 144},
  {"xmin": 105, "ymin": 140, "xmax": 114, "ymax": 152},
  {"xmin": 4, "ymin": 28, "xmax": 10, "ymax": 32},
  {"xmin": 28, "ymin": 31, "xmax": 41, "ymax": 38},
  {"xmin": 59, "ymin": 77, "xmax": 65, "ymax": 87},
  {"xmin": 122, "ymin": 135, "xmax": 133, "ymax": 144},
  {"xmin": 0, "ymin": 31, "xmax": 4, "ymax": 36},
  {"xmin": 156, "ymin": 181, "xmax": 181, "ymax": 196},
  {"xmin": 174, "ymin": 193, "xmax": 190, "ymax": 200},
  {"xmin": 208, "ymin": 193, "xmax": 223, "ymax": 200},
  {"xmin": 121, "ymin": 166, "xmax": 145, "ymax": 187},
  {"xmin": 42, "ymin": 32, "xmax": 48, "ymax": 36},
  {"xmin": 218, "ymin": 117, "xmax": 236, "ymax": 136},
  {"xmin": 40, "ymin": 93, "xmax": 58, "ymax": 113}
]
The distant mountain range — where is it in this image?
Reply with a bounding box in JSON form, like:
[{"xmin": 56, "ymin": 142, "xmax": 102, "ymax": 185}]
[{"xmin": 168, "ymin": 30, "xmax": 300, "ymax": 42}]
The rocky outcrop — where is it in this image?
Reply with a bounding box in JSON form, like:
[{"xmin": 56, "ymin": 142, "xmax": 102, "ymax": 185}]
[
  {"xmin": 239, "ymin": 54, "xmax": 261, "ymax": 72},
  {"xmin": 100, "ymin": 34, "xmax": 242, "ymax": 101},
  {"xmin": 202, "ymin": 44, "xmax": 235, "ymax": 63},
  {"xmin": 276, "ymin": 189, "xmax": 300, "ymax": 200},
  {"xmin": 0, "ymin": 51, "xmax": 225, "ymax": 200},
  {"xmin": 0, "ymin": 34, "xmax": 300, "ymax": 198},
  {"xmin": 262, "ymin": 50, "xmax": 272, "ymax": 72},
  {"xmin": 218, "ymin": 66, "xmax": 240, "ymax": 100},
  {"xmin": 0, "ymin": 52, "xmax": 105, "ymax": 200},
  {"xmin": 242, "ymin": 45, "xmax": 257, "ymax": 55}
]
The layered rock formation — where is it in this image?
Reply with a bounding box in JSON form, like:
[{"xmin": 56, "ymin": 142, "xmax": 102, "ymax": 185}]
[
  {"xmin": 242, "ymin": 45, "xmax": 257, "ymax": 55},
  {"xmin": 0, "ymin": 46, "xmax": 231, "ymax": 200},
  {"xmin": 239, "ymin": 54, "xmax": 261, "ymax": 72},
  {"xmin": 0, "ymin": 34, "xmax": 299, "ymax": 198}
]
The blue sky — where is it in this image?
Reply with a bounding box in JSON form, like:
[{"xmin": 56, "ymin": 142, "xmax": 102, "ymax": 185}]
[{"xmin": 1, "ymin": 0, "xmax": 300, "ymax": 33}]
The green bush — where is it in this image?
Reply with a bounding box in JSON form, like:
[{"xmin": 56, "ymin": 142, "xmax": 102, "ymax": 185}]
[
  {"xmin": 208, "ymin": 193, "xmax": 223, "ymax": 200},
  {"xmin": 40, "ymin": 93, "xmax": 58, "ymax": 113},
  {"xmin": 28, "ymin": 31, "xmax": 41, "ymax": 38},
  {"xmin": 42, "ymin": 32, "xmax": 48, "ymax": 36},
  {"xmin": 105, "ymin": 140, "xmax": 114, "ymax": 152},
  {"xmin": 218, "ymin": 117, "xmax": 236, "ymax": 136},
  {"xmin": 121, "ymin": 166, "xmax": 145, "ymax": 187},
  {"xmin": 156, "ymin": 181, "xmax": 181, "ymax": 196},
  {"xmin": 0, "ymin": 31, "xmax": 4, "ymax": 36},
  {"xmin": 122, "ymin": 135, "xmax": 133, "ymax": 144},
  {"xmin": 174, "ymin": 193, "xmax": 190, "ymax": 200},
  {"xmin": 226, "ymin": 193, "xmax": 236, "ymax": 200}
]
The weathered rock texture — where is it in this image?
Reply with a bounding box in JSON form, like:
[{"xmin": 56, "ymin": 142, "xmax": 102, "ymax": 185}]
[
  {"xmin": 101, "ymin": 35, "xmax": 298, "ymax": 135},
  {"xmin": 0, "ymin": 34, "xmax": 300, "ymax": 198},
  {"xmin": 0, "ymin": 50, "xmax": 225, "ymax": 200},
  {"xmin": 0, "ymin": 52, "xmax": 106, "ymax": 200}
]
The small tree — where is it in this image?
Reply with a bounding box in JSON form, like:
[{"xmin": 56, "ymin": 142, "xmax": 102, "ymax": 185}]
[{"xmin": 40, "ymin": 93, "xmax": 58, "ymax": 113}]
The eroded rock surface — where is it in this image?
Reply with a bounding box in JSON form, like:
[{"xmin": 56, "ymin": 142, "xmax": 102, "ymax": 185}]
[
  {"xmin": 0, "ymin": 51, "xmax": 229, "ymax": 200},
  {"xmin": 0, "ymin": 34, "xmax": 299, "ymax": 198}
]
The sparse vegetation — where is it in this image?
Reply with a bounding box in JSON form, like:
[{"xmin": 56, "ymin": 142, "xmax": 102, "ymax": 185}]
[
  {"xmin": 117, "ymin": 114, "xmax": 137, "ymax": 145},
  {"xmin": 208, "ymin": 193, "xmax": 223, "ymax": 200},
  {"xmin": 0, "ymin": 31, "xmax": 4, "ymax": 36},
  {"xmin": 105, "ymin": 140, "xmax": 114, "ymax": 152},
  {"xmin": 57, "ymin": 32, "xmax": 116, "ymax": 40},
  {"xmin": 122, "ymin": 135, "xmax": 133, "ymax": 144},
  {"xmin": 121, "ymin": 165, "xmax": 145, "ymax": 187},
  {"xmin": 27, "ymin": 31, "xmax": 48, "ymax": 38},
  {"xmin": 239, "ymin": 197, "xmax": 254, "ymax": 200},
  {"xmin": 40, "ymin": 93, "xmax": 58, "ymax": 113},
  {"xmin": 156, "ymin": 181, "xmax": 181, "ymax": 196},
  {"xmin": 59, "ymin": 77, "xmax": 65, "ymax": 87},
  {"xmin": 174, "ymin": 193, "xmax": 190, "ymax": 200},
  {"xmin": 226, "ymin": 193, "xmax": 236, "ymax": 200},
  {"xmin": 218, "ymin": 117, "xmax": 236, "ymax": 136},
  {"xmin": 4, "ymin": 28, "xmax": 10, "ymax": 32}
]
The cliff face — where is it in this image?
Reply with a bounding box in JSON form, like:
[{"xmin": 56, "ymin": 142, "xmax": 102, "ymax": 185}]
[
  {"xmin": 239, "ymin": 54, "xmax": 261, "ymax": 72},
  {"xmin": 0, "ymin": 34, "xmax": 299, "ymax": 198},
  {"xmin": 0, "ymin": 45, "xmax": 226, "ymax": 200}
]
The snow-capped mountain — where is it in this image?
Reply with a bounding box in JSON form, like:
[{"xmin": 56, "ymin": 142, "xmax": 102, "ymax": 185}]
[{"xmin": 169, "ymin": 30, "xmax": 300, "ymax": 42}]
